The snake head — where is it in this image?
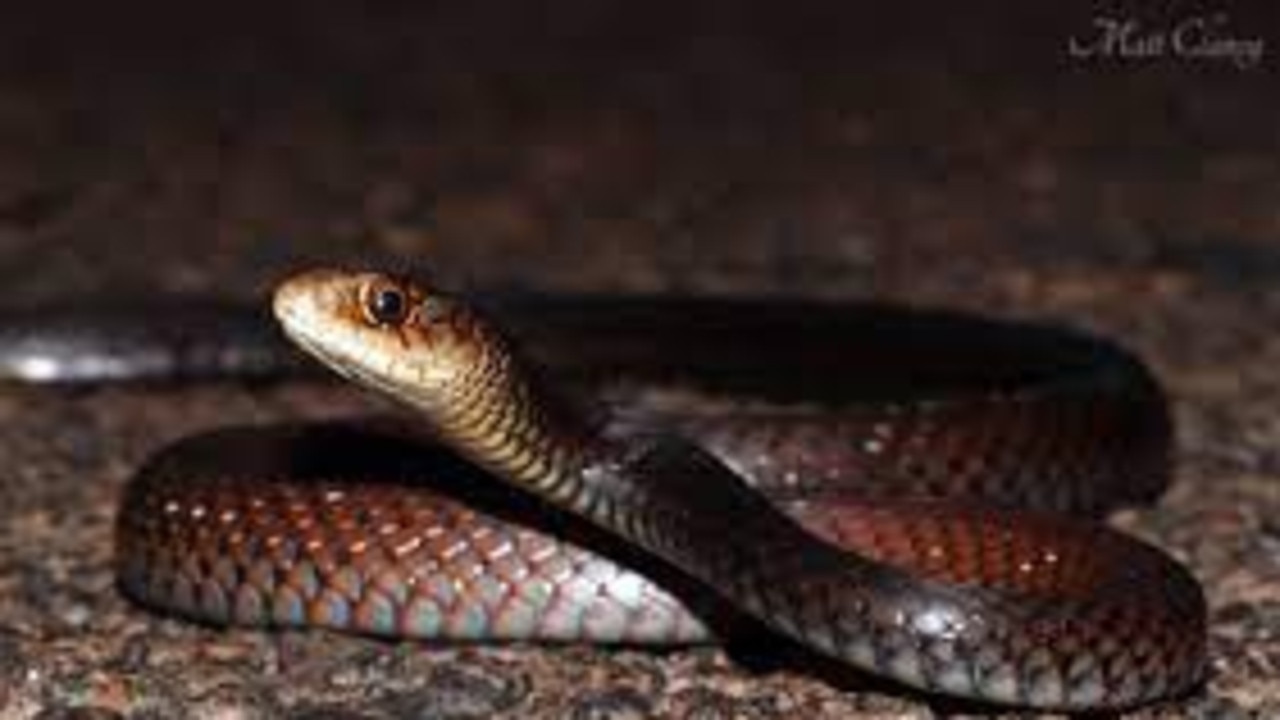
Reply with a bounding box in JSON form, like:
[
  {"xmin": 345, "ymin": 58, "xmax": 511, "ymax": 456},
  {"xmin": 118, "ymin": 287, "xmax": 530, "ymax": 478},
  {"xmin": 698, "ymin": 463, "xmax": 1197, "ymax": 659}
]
[
  {"xmin": 274, "ymin": 268, "xmax": 586, "ymax": 485},
  {"xmin": 273, "ymin": 269, "xmax": 492, "ymax": 403}
]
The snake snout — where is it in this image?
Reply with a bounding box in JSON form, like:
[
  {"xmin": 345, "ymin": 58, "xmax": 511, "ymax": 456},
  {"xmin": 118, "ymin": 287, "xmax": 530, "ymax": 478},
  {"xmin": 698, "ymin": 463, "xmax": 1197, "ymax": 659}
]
[
  {"xmin": 272, "ymin": 269, "xmax": 376, "ymax": 367},
  {"xmin": 273, "ymin": 269, "xmax": 346, "ymax": 325}
]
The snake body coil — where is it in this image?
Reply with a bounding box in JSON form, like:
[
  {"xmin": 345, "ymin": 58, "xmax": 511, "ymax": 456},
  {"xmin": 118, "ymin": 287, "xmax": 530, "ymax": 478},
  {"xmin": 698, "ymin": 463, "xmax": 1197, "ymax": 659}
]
[{"xmin": 110, "ymin": 270, "xmax": 1205, "ymax": 711}]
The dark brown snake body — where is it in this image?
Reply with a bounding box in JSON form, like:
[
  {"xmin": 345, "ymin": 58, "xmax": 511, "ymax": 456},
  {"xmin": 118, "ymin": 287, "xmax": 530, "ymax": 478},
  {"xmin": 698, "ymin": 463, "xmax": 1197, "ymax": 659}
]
[{"xmin": 2, "ymin": 273, "xmax": 1207, "ymax": 710}]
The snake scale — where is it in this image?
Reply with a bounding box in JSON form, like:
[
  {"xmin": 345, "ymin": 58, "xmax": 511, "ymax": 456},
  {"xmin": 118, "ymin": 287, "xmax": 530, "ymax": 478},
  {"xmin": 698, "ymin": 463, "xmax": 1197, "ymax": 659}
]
[{"xmin": 4, "ymin": 269, "xmax": 1207, "ymax": 711}]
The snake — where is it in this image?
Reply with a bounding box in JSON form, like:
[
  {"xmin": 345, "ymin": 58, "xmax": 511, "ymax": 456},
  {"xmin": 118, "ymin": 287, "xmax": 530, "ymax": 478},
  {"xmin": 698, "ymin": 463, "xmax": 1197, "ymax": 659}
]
[{"xmin": 6, "ymin": 269, "xmax": 1207, "ymax": 711}]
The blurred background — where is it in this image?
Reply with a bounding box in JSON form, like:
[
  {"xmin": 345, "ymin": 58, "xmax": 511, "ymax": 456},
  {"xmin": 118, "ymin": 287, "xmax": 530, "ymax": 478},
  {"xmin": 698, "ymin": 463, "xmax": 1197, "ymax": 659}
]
[
  {"xmin": 1, "ymin": 2, "xmax": 1276, "ymax": 301},
  {"xmin": 0, "ymin": 2, "xmax": 1276, "ymax": 718}
]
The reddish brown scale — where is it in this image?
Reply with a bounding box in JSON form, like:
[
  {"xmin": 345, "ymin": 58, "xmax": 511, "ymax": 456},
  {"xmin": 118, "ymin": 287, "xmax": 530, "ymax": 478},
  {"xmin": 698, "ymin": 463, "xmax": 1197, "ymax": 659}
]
[{"xmin": 113, "ymin": 278, "xmax": 1203, "ymax": 712}]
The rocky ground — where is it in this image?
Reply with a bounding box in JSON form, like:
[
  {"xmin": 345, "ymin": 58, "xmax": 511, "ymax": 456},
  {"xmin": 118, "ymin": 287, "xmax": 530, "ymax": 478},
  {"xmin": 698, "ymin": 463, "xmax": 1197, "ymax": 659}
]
[{"xmin": 0, "ymin": 3, "xmax": 1276, "ymax": 718}]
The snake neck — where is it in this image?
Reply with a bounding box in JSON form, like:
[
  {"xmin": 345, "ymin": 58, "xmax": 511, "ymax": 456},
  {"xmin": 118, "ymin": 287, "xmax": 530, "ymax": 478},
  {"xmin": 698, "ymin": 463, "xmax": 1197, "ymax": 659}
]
[{"xmin": 405, "ymin": 327, "xmax": 596, "ymax": 493}]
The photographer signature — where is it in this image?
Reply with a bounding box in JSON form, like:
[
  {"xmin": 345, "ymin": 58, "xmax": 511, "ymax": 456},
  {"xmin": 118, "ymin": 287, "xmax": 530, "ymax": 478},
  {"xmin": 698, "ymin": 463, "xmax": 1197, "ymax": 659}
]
[{"xmin": 1069, "ymin": 13, "xmax": 1264, "ymax": 69}]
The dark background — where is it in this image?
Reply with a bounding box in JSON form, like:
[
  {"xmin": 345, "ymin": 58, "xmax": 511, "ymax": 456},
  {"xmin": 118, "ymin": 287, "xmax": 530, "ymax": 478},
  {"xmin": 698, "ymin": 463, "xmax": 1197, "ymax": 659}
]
[{"xmin": 0, "ymin": 3, "xmax": 1275, "ymax": 718}]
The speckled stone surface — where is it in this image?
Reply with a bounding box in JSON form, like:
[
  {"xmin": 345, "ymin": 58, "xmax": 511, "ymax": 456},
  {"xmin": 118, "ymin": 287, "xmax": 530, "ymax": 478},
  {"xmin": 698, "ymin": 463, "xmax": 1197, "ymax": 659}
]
[{"xmin": 0, "ymin": 4, "xmax": 1276, "ymax": 718}]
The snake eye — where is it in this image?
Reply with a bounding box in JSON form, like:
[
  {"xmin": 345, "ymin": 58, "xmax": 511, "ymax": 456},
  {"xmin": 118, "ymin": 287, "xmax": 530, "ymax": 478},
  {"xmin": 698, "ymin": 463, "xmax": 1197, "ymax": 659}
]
[{"xmin": 361, "ymin": 279, "xmax": 409, "ymax": 327}]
